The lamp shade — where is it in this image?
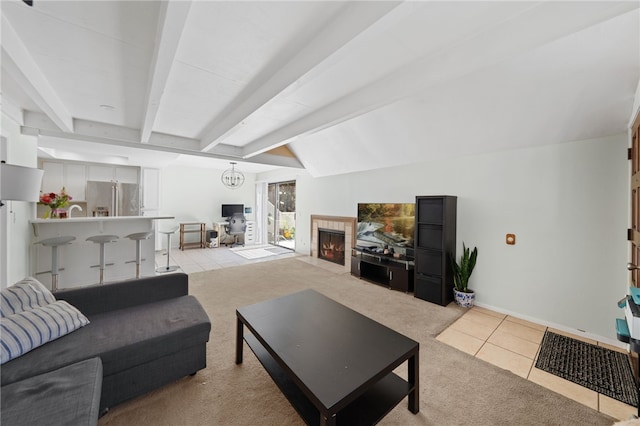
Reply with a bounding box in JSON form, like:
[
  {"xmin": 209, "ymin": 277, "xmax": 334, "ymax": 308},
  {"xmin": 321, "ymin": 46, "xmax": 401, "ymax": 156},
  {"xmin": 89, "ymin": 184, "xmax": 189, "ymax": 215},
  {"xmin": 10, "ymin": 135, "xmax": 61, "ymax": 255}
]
[{"xmin": 0, "ymin": 162, "xmax": 44, "ymax": 202}]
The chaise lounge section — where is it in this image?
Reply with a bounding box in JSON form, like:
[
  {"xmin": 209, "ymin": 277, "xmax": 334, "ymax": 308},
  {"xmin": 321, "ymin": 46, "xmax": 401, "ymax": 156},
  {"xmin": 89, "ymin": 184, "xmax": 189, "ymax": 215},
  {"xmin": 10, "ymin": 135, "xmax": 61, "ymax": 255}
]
[{"xmin": 1, "ymin": 273, "xmax": 211, "ymax": 422}]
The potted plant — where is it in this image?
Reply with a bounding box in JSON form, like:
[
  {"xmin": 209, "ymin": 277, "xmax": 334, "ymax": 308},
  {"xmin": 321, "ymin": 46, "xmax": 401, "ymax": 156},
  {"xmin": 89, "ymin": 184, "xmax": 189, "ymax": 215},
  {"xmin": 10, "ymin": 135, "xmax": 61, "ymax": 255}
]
[
  {"xmin": 38, "ymin": 187, "xmax": 72, "ymax": 219},
  {"xmin": 451, "ymin": 243, "xmax": 478, "ymax": 307}
]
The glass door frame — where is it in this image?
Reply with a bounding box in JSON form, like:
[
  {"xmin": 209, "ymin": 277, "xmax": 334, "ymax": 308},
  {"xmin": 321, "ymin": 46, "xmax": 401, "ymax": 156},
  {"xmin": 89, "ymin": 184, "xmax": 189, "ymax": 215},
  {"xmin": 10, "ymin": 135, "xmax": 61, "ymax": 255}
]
[{"xmin": 267, "ymin": 180, "xmax": 296, "ymax": 250}]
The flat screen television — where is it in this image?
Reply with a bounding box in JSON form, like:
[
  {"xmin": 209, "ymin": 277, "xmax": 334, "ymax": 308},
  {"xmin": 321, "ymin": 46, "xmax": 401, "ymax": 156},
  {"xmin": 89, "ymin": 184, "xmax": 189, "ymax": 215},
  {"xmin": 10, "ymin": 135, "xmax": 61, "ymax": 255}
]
[
  {"xmin": 221, "ymin": 204, "xmax": 244, "ymax": 218},
  {"xmin": 357, "ymin": 203, "xmax": 415, "ymax": 250}
]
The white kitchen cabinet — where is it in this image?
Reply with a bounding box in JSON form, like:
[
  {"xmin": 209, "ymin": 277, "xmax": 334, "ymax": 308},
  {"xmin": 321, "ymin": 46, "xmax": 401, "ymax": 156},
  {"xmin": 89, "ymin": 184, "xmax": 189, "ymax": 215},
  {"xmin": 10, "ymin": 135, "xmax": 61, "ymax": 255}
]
[
  {"xmin": 41, "ymin": 161, "xmax": 140, "ymax": 203},
  {"xmin": 141, "ymin": 168, "xmax": 160, "ymax": 211},
  {"xmin": 87, "ymin": 165, "xmax": 115, "ymax": 182},
  {"xmin": 41, "ymin": 162, "xmax": 64, "ymax": 194},
  {"xmin": 64, "ymin": 164, "xmax": 86, "ymax": 201},
  {"xmin": 87, "ymin": 165, "xmax": 138, "ymax": 183},
  {"xmin": 115, "ymin": 167, "xmax": 138, "ymax": 184}
]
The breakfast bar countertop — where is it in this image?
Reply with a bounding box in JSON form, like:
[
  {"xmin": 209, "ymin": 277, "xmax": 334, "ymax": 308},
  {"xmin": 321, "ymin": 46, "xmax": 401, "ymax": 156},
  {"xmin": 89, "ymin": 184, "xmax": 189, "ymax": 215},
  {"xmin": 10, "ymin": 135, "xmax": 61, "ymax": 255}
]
[
  {"xmin": 30, "ymin": 215, "xmax": 174, "ymax": 224},
  {"xmin": 30, "ymin": 215, "xmax": 176, "ymax": 289}
]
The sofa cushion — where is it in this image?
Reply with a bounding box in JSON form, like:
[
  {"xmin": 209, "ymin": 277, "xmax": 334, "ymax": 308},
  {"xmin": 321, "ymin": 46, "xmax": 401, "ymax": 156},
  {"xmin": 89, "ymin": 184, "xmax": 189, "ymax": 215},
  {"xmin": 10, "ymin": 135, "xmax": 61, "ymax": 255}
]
[
  {"xmin": 1, "ymin": 300, "xmax": 90, "ymax": 364},
  {"xmin": 1, "ymin": 295, "xmax": 210, "ymax": 386},
  {"xmin": 1, "ymin": 357, "xmax": 102, "ymax": 426},
  {"xmin": 1, "ymin": 277, "xmax": 56, "ymax": 317}
]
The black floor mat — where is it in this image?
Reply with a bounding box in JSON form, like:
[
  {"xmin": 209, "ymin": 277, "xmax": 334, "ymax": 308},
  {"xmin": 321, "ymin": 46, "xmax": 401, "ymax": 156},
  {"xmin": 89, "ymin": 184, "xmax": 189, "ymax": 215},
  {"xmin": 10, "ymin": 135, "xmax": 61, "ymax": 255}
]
[{"xmin": 535, "ymin": 331, "xmax": 637, "ymax": 406}]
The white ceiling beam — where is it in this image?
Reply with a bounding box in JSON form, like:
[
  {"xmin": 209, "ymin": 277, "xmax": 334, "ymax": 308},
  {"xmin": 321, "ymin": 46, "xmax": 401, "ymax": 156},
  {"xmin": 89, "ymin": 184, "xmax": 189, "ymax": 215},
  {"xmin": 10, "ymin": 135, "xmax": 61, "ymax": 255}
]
[
  {"xmin": 21, "ymin": 112, "xmax": 301, "ymax": 168},
  {"xmin": 148, "ymin": 131, "xmax": 200, "ymax": 151},
  {"xmin": 0, "ymin": 96, "xmax": 24, "ymax": 125},
  {"xmin": 206, "ymin": 144, "xmax": 244, "ymax": 159},
  {"xmin": 1, "ymin": 15, "xmax": 73, "ymax": 132},
  {"xmin": 240, "ymin": 1, "xmax": 639, "ymax": 158},
  {"xmin": 249, "ymin": 152, "xmax": 304, "ymax": 169},
  {"xmin": 24, "ymin": 111, "xmax": 140, "ymax": 142},
  {"xmin": 140, "ymin": 1, "xmax": 192, "ymax": 143},
  {"xmin": 198, "ymin": 1, "xmax": 402, "ymax": 152}
]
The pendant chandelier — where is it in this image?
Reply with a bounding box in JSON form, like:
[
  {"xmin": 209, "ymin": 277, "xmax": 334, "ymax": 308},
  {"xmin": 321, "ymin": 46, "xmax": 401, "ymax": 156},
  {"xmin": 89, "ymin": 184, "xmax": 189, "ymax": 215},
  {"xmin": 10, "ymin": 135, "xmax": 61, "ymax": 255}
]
[{"xmin": 221, "ymin": 162, "xmax": 245, "ymax": 189}]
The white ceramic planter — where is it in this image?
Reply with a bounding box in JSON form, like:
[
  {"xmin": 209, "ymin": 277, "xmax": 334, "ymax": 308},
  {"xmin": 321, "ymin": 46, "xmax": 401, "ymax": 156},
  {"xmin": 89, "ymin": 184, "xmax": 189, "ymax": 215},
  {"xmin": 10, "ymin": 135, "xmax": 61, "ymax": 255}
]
[{"xmin": 453, "ymin": 288, "xmax": 475, "ymax": 308}]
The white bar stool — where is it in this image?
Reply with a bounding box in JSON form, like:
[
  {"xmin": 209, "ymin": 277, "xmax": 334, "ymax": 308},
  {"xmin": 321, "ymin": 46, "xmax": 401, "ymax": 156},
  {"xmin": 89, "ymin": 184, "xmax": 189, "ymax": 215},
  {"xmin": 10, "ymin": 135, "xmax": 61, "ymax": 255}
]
[
  {"xmin": 34, "ymin": 236, "xmax": 76, "ymax": 292},
  {"xmin": 86, "ymin": 234, "xmax": 119, "ymax": 284},
  {"xmin": 156, "ymin": 227, "xmax": 179, "ymax": 273},
  {"xmin": 125, "ymin": 231, "xmax": 153, "ymax": 279}
]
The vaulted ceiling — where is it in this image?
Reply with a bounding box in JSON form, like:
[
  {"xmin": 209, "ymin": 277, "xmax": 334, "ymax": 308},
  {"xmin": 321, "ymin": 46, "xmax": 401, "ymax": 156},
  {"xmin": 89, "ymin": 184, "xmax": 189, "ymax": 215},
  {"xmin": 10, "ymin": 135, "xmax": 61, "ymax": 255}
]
[{"xmin": 2, "ymin": 1, "xmax": 639, "ymax": 176}]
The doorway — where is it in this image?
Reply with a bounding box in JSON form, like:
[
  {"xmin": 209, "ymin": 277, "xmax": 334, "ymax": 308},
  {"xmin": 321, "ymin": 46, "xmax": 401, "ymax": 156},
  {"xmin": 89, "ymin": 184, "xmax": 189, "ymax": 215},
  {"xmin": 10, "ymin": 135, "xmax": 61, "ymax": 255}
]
[
  {"xmin": 632, "ymin": 111, "xmax": 640, "ymax": 287},
  {"xmin": 267, "ymin": 181, "xmax": 295, "ymax": 250},
  {"xmin": 629, "ymin": 109, "xmax": 640, "ymax": 381}
]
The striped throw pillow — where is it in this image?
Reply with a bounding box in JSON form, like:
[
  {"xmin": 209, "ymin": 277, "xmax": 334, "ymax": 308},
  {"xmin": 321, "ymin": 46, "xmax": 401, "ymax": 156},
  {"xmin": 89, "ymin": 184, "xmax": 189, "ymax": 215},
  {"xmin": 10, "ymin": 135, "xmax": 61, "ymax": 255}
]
[
  {"xmin": 1, "ymin": 278, "xmax": 56, "ymax": 317},
  {"xmin": 0, "ymin": 300, "xmax": 89, "ymax": 364}
]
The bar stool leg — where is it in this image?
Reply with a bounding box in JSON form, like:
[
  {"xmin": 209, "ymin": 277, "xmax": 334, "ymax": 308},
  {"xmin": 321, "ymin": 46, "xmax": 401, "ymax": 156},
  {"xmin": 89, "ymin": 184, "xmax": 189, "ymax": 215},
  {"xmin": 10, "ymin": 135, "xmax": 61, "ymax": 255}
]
[
  {"xmin": 99, "ymin": 242, "xmax": 106, "ymax": 284},
  {"xmin": 51, "ymin": 245, "xmax": 59, "ymax": 292},
  {"xmin": 156, "ymin": 229, "xmax": 179, "ymax": 273},
  {"xmin": 86, "ymin": 235, "xmax": 119, "ymax": 285},
  {"xmin": 125, "ymin": 232, "xmax": 153, "ymax": 279},
  {"xmin": 166, "ymin": 233, "xmax": 172, "ymax": 270},
  {"xmin": 35, "ymin": 236, "xmax": 75, "ymax": 292},
  {"xmin": 135, "ymin": 239, "xmax": 142, "ymax": 278}
]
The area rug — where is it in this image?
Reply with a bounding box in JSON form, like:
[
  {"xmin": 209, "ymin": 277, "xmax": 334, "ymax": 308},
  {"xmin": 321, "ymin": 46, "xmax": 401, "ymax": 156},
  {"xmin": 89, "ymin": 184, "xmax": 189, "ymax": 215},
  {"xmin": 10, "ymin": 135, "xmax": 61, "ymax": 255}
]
[
  {"xmin": 231, "ymin": 248, "xmax": 277, "ymax": 259},
  {"xmin": 535, "ymin": 330, "xmax": 637, "ymax": 406},
  {"xmin": 265, "ymin": 246, "xmax": 293, "ymax": 255}
]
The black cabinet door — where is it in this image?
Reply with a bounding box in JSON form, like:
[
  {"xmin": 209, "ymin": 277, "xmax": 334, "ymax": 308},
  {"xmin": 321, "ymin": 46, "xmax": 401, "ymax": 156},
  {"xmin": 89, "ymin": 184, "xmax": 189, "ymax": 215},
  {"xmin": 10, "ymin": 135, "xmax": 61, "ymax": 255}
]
[
  {"xmin": 417, "ymin": 224, "xmax": 443, "ymax": 250},
  {"xmin": 414, "ymin": 276, "xmax": 445, "ymax": 305},
  {"xmin": 417, "ymin": 198, "xmax": 444, "ymax": 224},
  {"xmin": 415, "ymin": 248, "xmax": 443, "ymax": 276},
  {"xmin": 389, "ymin": 266, "xmax": 414, "ymax": 293}
]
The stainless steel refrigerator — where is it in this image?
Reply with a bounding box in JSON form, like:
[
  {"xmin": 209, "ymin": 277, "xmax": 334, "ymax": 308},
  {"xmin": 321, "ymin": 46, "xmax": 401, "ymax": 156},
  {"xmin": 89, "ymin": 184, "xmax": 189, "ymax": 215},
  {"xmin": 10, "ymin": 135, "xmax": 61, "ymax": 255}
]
[{"xmin": 86, "ymin": 181, "xmax": 140, "ymax": 217}]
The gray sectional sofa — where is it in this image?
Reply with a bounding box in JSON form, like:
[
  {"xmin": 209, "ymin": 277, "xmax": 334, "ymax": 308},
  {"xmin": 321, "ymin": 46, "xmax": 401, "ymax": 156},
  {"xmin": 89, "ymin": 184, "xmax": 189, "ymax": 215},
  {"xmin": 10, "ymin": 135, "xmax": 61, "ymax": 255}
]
[{"xmin": 1, "ymin": 273, "xmax": 211, "ymax": 425}]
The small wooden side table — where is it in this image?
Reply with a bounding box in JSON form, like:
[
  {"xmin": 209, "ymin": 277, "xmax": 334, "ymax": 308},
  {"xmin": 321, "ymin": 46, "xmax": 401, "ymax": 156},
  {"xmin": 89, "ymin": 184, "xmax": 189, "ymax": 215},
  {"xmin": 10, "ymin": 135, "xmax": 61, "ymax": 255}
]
[{"xmin": 179, "ymin": 222, "xmax": 206, "ymax": 250}]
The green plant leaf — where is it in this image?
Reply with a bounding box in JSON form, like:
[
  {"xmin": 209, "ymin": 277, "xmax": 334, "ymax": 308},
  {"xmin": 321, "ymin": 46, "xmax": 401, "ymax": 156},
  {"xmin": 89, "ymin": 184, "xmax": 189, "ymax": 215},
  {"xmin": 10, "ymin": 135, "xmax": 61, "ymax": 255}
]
[{"xmin": 452, "ymin": 242, "xmax": 478, "ymax": 292}]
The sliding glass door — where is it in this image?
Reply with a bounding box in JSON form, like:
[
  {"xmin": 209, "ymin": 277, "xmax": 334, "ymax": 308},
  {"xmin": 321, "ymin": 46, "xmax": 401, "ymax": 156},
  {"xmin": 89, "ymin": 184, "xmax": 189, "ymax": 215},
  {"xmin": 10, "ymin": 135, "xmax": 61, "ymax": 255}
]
[{"xmin": 267, "ymin": 181, "xmax": 295, "ymax": 250}]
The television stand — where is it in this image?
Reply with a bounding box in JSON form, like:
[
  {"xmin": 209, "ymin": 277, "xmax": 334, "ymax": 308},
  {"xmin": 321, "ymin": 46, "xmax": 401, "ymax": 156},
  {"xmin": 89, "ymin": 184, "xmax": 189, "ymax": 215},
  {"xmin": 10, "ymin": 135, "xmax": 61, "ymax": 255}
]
[{"xmin": 351, "ymin": 249, "xmax": 414, "ymax": 292}]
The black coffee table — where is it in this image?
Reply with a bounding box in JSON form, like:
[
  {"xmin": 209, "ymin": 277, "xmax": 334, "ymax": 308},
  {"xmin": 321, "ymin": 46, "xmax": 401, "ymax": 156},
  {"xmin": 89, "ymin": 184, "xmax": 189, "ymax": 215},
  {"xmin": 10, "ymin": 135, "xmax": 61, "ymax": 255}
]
[{"xmin": 236, "ymin": 289, "xmax": 419, "ymax": 426}]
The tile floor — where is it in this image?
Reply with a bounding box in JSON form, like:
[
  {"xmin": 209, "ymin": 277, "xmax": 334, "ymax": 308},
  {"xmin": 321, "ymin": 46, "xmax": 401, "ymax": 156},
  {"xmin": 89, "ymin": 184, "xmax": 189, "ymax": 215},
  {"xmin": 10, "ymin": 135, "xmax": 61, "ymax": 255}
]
[
  {"xmin": 154, "ymin": 244, "xmax": 298, "ymax": 274},
  {"xmin": 155, "ymin": 247, "xmax": 638, "ymax": 421},
  {"xmin": 437, "ymin": 306, "xmax": 637, "ymax": 421}
]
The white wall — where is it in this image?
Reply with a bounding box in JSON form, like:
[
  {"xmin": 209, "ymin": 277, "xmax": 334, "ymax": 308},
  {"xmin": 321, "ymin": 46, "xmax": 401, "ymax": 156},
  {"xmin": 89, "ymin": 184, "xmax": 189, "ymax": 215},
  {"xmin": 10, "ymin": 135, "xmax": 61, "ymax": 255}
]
[
  {"xmin": 1, "ymin": 113, "xmax": 39, "ymax": 288},
  {"xmin": 159, "ymin": 165, "xmax": 257, "ymax": 248},
  {"xmin": 259, "ymin": 134, "xmax": 628, "ymax": 342}
]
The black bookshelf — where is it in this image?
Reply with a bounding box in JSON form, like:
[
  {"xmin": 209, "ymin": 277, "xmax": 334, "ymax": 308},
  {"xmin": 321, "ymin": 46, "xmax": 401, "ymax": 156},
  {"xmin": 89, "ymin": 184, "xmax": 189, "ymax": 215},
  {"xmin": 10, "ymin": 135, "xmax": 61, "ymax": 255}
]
[{"xmin": 413, "ymin": 196, "xmax": 457, "ymax": 306}]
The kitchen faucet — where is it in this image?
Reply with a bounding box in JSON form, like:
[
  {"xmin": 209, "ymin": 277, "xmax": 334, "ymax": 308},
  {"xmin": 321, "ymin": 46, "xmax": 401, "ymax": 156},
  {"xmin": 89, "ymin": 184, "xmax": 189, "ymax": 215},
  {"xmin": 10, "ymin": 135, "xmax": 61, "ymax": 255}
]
[{"xmin": 68, "ymin": 204, "xmax": 83, "ymax": 218}]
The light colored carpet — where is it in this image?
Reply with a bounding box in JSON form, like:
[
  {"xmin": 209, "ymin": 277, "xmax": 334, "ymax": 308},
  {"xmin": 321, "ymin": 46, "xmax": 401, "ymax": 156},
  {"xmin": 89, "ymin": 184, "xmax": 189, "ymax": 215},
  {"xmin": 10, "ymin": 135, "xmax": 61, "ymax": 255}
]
[{"xmin": 98, "ymin": 258, "xmax": 615, "ymax": 426}]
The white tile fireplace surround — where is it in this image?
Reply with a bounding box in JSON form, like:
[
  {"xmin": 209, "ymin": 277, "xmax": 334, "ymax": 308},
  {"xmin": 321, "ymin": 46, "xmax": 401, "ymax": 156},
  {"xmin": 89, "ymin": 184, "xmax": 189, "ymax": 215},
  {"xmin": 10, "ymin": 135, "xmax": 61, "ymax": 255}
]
[{"xmin": 310, "ymin": 215, "xmax": 356, "ymax": 273}]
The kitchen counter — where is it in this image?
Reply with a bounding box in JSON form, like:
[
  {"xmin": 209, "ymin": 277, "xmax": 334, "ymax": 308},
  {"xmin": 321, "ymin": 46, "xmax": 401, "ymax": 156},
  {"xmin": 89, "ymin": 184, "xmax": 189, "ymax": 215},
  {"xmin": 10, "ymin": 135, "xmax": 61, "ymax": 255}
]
[
  {"xmin": 31, "ymin": 216, "xmax": 175, "ymax": 290},
  {"xmin": 31, "ymin": 215, "xmax": 173, "ymax": 224}
]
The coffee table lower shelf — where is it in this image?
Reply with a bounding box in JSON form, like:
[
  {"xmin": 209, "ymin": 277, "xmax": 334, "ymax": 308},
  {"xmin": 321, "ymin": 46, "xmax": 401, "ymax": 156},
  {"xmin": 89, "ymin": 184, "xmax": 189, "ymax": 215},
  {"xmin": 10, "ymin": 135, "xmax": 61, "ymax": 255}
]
[{"xmin": 244, "ymin": 333, "xmax": 413, "ymax": 426}]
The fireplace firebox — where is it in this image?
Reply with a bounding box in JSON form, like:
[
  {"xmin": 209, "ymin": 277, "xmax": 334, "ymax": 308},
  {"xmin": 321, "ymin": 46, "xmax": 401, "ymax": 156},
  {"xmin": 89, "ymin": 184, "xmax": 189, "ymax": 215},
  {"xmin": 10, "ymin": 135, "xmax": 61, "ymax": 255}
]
[{"xmin": 318, "ymin": 228, "xmax": 346, "ymax": 266}]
